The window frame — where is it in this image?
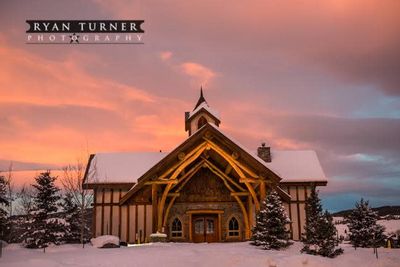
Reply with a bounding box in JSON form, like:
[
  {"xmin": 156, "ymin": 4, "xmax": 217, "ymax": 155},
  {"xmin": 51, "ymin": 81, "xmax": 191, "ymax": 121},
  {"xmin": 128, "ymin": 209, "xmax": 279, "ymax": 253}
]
[
  {"xmin": 227, "ymin": 216, "xmax": 240, "ymax": 238},
  {"xmin": 171, "ymin": 217, "xmax": 183, "ymax": 238}
]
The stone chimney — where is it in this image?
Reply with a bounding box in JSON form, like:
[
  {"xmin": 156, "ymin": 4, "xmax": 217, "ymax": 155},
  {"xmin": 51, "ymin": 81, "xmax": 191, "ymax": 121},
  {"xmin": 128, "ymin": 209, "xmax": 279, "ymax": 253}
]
[{"xmin": 257, "ymin": 142, "xmax": 271, "ymax": 162}]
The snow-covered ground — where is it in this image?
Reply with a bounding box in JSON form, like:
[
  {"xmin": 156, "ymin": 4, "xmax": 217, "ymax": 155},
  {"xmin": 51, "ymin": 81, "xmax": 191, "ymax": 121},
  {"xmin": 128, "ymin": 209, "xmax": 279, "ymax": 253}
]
[
  {"xmin": 1, "ymin": 241, "xmax": 399, "ymax": 267},
  {"xmin": 334, "ymin": 217, "xmax": 400, "ymax": 238}
]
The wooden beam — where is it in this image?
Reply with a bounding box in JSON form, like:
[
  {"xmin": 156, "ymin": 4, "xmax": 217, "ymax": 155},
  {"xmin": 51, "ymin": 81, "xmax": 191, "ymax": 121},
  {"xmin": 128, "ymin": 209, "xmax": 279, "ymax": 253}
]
[
  {"xmin": 225, "ymin": 164, "xmax": 232, "ymax": 175},
  {"xmin": 158, "ymin": 142, "xmax": 207, "ymax": 179},
  {"xmin": 144, "ymin": 180, "xmax": 178, "ymax": 185},
  {"xmin": 205, "ymin": 138, "xmax": 259, "ymax": 178},
  {"xmin": 260, "ymin": 180, "xmax": 266, "ymax": 202},
  {"xmin": 203, "ymin": 140, "xmax": 260, "ymax": 210},
  {"xmin": 151, "ymin": 184, "xmax": 158, "ymax": 233},
  {"xmin": 203, "ymin": 158, "xmax": 246, "ymax": 192},
  {"xmin": 230, "ymin": 192, "xmax": 249, "ymax": 196},
  {"xmin": 248, "ymin": 196, "xmax": 254, "ymax": 229},
  {"xmin": 171, "ymin": 160, "xmax": 205, "ymax": 191},
  {"xmin": 162, "ymin": 195, "xmax": 178, "ymax": 227},
  {"xmin": 167, "ymin": 193, "xmax": 180, "ymax": 197}
]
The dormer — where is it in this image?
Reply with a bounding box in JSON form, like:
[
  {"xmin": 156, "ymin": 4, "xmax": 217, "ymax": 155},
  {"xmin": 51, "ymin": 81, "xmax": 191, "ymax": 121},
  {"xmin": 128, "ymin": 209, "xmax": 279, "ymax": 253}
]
[{"xmin": 185, "ymin": 88, "xmax": 221, "ymax": 136}]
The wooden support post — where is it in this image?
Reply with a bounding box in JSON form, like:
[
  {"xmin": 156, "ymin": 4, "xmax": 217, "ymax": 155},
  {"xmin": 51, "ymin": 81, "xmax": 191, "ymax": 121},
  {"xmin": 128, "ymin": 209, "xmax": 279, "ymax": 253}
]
[
  {"xmin": 152, "ymin": 184, "xmax": 158, "ymax": 233},
  {"xmin": 260, "ymin": 181, "xmax": 266, "ymax": 204},
  {"xmin": 248, "ymin": 196, "xmax": 254, "ymax": 229}
]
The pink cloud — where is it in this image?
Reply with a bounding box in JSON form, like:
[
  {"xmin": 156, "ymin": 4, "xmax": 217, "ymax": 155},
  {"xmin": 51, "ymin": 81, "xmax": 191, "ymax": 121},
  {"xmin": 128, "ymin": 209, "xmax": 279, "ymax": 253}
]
[{"xmin": 180, "ymin": 62, "xmax": 216, "ymax": 86}]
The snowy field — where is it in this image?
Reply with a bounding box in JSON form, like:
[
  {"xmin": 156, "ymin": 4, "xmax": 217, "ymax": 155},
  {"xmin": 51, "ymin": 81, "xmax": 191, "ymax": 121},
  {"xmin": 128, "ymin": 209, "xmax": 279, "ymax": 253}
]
[{"xmin": 1, "ymin": 241, "xmax": 399, "ymax": 267}]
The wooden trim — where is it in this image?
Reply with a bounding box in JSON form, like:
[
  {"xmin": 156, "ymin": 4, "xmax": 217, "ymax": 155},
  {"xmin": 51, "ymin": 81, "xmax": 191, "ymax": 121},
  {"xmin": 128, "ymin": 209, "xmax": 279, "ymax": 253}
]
[
  {"xmin": 189, "ymin": 214, "xmax": 193, "ymax": 241},
  {"xmin": 109, "ymin": 189, "xmax": 113, "ymax": 235},
  {"xmin": 230, "ymin": 192, "xmax": 249, "ymax": 196},
  {"xmin": 280, "ymin": 181, "xmax": 327, "ymax": 186},
  {"xmin": 144, "ymin": 204, "xmax": 147, "ymax": 242},
  {"xmin": 288, "ymin": 186, "xmax": 293, "ymax": 239},
  {"xmin": 218, "ymin": 213, "xmax": 222, "ymax": 241},
  {"xmin": 185, "ymin": 209, "xmax": 224, "ymax": 214},
  {"xmin": 118, "ymin": 189, "xmax": 122, "ymax": 238},
  {"xmin": 296, "ymin": 186, "xmax": 301, "ymax": 238},
  {"xmin": 85, "ymin": 182, "xmax": 135, "ymax": 190},
  {"xmin": 260, "ymin": 181, "xmax": 266, "ymax": 202},
  {"xmin": 135, "ymin": 205, "xmax": 138, "ymax": 243},
  {"xmin": 127, "ymin": 205, "xmax": 130, "ymax": 243},
  {"xmin": 248, "ymin": 196, "xmax": 254, "ymax": 229},
  {"xmin": 151, "ymin": 184, "xmax": 158, "ymax": 233},
  {"xmin": 101, "ymin": 188, "xmax": 105, "ymax": 236},
  {"xmin": 144, "ymin": 180, "xmax": 178, "ymax": 185},
  {"xmin": 92, "ymin": 189, "xmax": 97, "ymax": 237}
]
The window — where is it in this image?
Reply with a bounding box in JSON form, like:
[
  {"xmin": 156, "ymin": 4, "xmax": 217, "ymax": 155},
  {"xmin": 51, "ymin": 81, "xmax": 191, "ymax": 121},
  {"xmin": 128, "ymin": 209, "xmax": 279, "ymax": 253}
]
[
  {"xmin": 197, "ymin": 116, "xmax": 208, "ymax": 129},
  {"xmin": 228, "ymin": 217, "xmax": 239, "ymax": 237},
  {"xmin": 171, "ymin": 218, "xmax": 183, "ymax": 237}
]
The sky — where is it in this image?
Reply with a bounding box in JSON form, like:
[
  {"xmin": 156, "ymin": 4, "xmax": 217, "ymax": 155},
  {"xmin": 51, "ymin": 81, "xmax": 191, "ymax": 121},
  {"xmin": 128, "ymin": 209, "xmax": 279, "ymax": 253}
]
[{"xmin": 0, "ymin": 0, "xmax": 399, "ymax": 212}]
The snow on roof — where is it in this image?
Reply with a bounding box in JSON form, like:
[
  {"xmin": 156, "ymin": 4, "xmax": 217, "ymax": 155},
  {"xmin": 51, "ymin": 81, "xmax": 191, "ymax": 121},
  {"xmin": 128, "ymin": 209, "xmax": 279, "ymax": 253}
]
[
  {"xmin": 207, "ymin": 124, "xmax": 327, "ymax": 182},
  {"xmin": 188, "ymin": 102, "xmax": 220, "ymax": 120},
  {"xmin": 87, "ymin": 152, "xmax": 167, "ymax": 184},
  {"xmin": 87, "ymin": 124, "xmax": 326, "ymax": 184},
  {"xmin": 260, "ymin": 150, "xmax": 327, "ymax": 182}
]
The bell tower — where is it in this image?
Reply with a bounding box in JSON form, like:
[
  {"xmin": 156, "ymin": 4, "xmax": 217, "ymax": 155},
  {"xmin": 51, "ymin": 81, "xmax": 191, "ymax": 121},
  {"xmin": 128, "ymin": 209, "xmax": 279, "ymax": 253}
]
[{"xmin": 185, "ymin": 87, "xmax": 221, "ymax": 136}]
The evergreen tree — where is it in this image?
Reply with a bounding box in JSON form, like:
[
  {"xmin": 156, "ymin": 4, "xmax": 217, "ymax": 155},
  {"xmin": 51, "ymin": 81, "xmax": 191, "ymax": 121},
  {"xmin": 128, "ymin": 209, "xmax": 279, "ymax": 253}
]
[
  {"xmin": 23, "ymin": 171, "xmax": 66, "ymax": 249},
  {"xmin": 347, "ymin": 199, "xmax": 385, "ymax": 248},
  {"xmin": 0, "ymin": 175, "xmax": 10, "ymax": 240},
  {"xmin": 252, "ymin": 190, "xmax": 291, "ymax": 249},
  {"xmin": 301, "ymin": 188, "xmax": 343, "ymax": 257},
  {"xmin": 62, "ymin": 193, "xmax": 82, "ymax": 243}
]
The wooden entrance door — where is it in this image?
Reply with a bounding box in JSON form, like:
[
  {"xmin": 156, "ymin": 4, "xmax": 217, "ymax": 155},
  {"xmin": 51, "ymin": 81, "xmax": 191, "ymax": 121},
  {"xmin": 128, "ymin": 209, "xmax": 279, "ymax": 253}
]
[{"xmin": 192, "ymin": 215, "xmax": 218, "ymax": 243}]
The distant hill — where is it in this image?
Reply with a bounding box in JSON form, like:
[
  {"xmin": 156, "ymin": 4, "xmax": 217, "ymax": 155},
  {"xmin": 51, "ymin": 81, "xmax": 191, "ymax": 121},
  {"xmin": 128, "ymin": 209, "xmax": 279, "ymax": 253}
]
[{"xmin": 332, "ymin": 205, "xmax": 400, "ymax": 217}]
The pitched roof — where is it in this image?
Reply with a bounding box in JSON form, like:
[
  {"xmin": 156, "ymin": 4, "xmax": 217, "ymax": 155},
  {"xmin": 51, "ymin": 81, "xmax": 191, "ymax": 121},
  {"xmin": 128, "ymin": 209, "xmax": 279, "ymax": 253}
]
[
  {"xmin": 84, "ymin": 124, "xmax": 327, "ymax": 185},
  {"xmin": 86, "ymin": 152, "xmax": 167, "ymax": 184},
  {"xmin": 260, "ymin": 150, "xmax": 326, "ymax": 182}
]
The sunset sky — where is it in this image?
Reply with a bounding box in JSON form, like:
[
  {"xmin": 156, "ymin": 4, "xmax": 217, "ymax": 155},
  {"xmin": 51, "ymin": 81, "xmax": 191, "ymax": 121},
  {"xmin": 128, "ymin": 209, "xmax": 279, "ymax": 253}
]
[{"xmin": 0, "ymin": 0, "xmax": 399, "ymax": 211}]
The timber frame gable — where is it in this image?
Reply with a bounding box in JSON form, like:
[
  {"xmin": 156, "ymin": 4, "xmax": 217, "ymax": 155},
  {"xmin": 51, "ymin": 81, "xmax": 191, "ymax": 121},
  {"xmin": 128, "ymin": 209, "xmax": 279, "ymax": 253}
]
[{"xmin": 119, "ymin": 122, "xmax": 289, "ymax": 238}]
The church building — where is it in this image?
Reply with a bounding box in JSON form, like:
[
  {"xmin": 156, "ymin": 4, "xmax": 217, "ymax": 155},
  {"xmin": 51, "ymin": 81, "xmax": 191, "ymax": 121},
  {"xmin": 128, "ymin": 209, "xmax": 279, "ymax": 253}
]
[{"xmin": 83, "ymin": 89, "xmax": 327, "ymax": 243}]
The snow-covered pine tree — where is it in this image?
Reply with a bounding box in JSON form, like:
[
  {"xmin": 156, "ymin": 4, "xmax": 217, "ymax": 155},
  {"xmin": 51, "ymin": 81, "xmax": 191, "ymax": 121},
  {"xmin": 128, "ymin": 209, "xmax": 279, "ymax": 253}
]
[
  {"xmin": 301, "ymin": 188, "xmax": 343, "ymax": 257},
  {"xmin": 347, "ymin": 198, "xmax": 385, "ymax": 248},
  {"xmin": 61, "ymin": 192, "xmax": 91, "ymax": 243},
  {"xmin": 251, "ymin": 197, "xmax": 268, "ymax": 246},
  {"xmin": 251, "ymin": 190, "xmax": 291, "ymax": 249},
  {"xmin": 302, "ymin": 187, "xmax": 322, "ymax": 249},
  {"xmin": 23, "ymin": 171, "xmax": 66, "ymax": 249},
  {"xmin": 0, "ymin": 175, "xmax": 10, "ymax": 240},
  {"xmin": 317, "ymin": 211, "xmax": 343, "ymax": 257}
]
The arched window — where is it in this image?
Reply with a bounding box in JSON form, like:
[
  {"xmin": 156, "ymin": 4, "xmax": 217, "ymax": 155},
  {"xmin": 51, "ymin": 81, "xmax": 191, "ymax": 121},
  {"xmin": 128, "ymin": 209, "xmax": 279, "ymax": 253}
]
[
  {"xmin": 197, "ymin": 116, "xmax": 208, "ymax": 129},
  {"xmin": 228, "ymin": 217, "xmax": 239, "ymax": 237},
  {"xmin": 171, "ymin": 218, "xmax": 183, "ymax": 237}
]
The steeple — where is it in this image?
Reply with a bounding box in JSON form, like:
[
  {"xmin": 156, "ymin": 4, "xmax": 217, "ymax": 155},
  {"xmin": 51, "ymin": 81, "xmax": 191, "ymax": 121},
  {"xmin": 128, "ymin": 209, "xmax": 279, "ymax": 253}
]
[
  {"xmin": 185, "ymin": 87, "xmax": 221, "ymax": 136},
  {"xmin": 193, "ymin": 86, "xmax": 207, "ymax": 110}
]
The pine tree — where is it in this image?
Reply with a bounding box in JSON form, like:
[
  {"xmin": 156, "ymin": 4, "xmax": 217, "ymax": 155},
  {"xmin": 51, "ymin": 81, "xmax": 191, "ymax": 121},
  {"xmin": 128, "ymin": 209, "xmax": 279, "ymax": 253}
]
[
  {"xmin": 0, "ymin": 175, "xmax": 10, "ymax": 240},
  {"xmin": 347, "ymin": 199, "xmax": 385, "ymax": 248},
  {"xmin": 251, "ymin": 198, "xmax": 268, "ymax": 246},
  {"xmin": 23, "ymin": 171, "xmax": 66, "ymax": 249},
  {"xmin": 251, "ymin": 190, "xmax": 291, "ymax": 249},
  {"xmin": 301, "ymin": 188, "xmax": 343, "ymax": 257},
  {"xmin": 62, "ymin": 193, "xmax": 82, "ymax": 243}
]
